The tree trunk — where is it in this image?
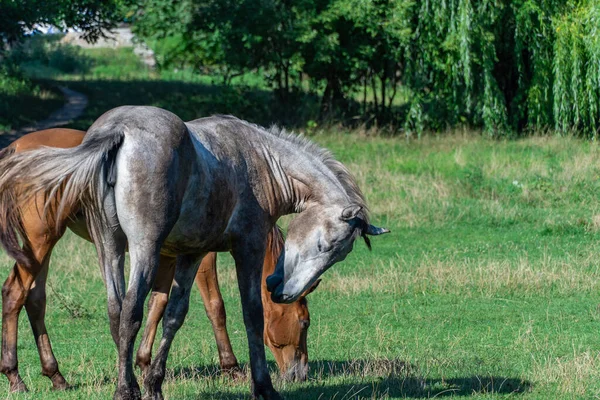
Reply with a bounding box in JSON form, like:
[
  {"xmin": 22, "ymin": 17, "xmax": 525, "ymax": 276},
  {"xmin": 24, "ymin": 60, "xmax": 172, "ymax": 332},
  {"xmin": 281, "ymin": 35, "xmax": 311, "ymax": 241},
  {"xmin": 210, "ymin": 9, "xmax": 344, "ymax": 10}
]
[{"xmin": 320, "ymin": 76, "xmax": 344, "ymax": 118}]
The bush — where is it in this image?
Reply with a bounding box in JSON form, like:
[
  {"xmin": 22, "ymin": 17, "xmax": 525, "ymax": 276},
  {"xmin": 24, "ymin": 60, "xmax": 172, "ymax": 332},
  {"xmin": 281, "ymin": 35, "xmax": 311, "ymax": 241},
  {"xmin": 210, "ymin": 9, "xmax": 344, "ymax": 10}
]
[
  {"xmin": 8, "ymin": 35, "xmax": 90, "ymax": 76},
  {"xmin": 0, "ymin": 64, "xmax": 63, "ymax": 133}
]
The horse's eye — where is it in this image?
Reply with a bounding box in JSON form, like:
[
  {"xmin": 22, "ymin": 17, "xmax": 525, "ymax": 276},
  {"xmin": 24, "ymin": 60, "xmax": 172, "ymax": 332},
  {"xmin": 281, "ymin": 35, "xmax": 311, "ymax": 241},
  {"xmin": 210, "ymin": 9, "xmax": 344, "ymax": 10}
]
[{"xmin": 317, "ymin": 238, "xmax": 331, "ymax": 253}]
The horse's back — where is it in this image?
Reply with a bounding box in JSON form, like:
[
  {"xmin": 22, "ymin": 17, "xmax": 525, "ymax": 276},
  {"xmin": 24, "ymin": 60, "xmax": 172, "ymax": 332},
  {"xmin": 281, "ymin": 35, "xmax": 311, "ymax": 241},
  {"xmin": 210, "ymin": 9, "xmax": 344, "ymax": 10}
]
[{"xmin": 12, "ymin": 128, "xmax": 85, "ymax": 152}]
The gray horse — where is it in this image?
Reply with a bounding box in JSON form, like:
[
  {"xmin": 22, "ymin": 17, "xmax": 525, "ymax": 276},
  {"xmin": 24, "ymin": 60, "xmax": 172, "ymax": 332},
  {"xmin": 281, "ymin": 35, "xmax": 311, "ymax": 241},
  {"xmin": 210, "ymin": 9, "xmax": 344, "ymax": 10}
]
[{"xmin": 0, "ymin": 106, "xmax": 389, "ymax": 399}]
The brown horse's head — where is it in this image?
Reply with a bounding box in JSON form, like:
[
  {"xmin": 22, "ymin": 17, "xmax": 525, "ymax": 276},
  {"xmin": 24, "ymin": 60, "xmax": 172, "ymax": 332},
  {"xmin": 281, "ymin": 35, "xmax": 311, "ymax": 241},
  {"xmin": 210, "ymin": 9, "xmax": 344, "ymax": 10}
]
[
  {"xmin": 263, "ymin": 280, "xmax": 319, "ymax": 382},
  {"xmin": 262, "ymin": 226, "xmax": 320, "ymax": 381}
]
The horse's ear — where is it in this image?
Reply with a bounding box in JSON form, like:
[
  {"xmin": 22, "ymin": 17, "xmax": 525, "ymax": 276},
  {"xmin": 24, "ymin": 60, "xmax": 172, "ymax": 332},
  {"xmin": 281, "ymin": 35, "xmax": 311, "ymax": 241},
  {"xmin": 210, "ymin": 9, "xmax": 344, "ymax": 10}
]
[
  {"xmin": 365, "ymin": 224, "xmax": 390, "ymax": 236},
  {"xmin": 341, "ymin": 205, "xmax": 362, "ymax": 220}
]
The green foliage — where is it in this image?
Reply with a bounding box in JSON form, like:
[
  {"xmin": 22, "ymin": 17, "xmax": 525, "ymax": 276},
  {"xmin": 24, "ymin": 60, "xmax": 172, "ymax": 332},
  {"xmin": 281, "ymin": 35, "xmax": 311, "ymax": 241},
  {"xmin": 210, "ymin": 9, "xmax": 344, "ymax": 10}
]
[
  {"xmin": 0, "ymin": 65, "xmax": 63, "ymax": 134},
  {"xmin": 553, "ymin": 1, "xmax": 600, "ymax": 136},
  {"xmin": 8, "ymin": 36, "xmax": 91, "ymax": 76},
  {"xmin": 128, "ymin": 0, "xmax": 600, "ymax": 136},
  {"xmin": 0, "ymin": 0, "xmax": 124, "ymax": 49}
]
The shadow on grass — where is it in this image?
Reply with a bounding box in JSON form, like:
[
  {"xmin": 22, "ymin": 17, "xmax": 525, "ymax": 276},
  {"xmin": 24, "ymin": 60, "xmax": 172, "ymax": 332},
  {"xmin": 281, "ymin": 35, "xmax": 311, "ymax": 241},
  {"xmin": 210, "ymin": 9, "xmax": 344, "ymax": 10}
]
[{"xmin": 169, "ymin": 359, "xmax": 531, "ymax": 399}]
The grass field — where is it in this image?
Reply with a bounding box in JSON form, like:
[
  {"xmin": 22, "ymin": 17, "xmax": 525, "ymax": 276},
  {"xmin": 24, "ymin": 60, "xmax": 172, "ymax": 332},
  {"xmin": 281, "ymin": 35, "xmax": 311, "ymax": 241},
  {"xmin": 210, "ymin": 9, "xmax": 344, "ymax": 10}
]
[
  {"xmin": 2, "ymin": 130, "xmax": 600, "ymax": 399},
  {"xmin": 2, "ymin": 44, "xmax": 600, "ymax": 399}
]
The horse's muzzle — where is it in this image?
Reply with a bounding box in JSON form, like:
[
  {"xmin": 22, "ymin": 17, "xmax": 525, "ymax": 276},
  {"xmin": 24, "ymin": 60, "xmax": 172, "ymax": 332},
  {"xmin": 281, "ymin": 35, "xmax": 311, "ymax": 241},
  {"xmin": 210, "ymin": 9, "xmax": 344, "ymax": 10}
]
[{"xmin": 283, "ymin": 361, "xmax": 308, "ymax": 382}]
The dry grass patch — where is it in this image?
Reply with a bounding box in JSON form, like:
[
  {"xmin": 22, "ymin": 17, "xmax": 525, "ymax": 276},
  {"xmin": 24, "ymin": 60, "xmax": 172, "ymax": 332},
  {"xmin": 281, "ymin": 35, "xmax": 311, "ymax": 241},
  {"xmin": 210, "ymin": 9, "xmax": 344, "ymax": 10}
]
[
  {"xmin": 351, "ymin": 167, "xmax": 454, "ymax": 225},
  {"xmin": 531, "ymin": 352, "xmax": 600, "ymax": 396},
  {"xmin": 325, "ymin": 254, "xmax": 600, "ymax": 297}
]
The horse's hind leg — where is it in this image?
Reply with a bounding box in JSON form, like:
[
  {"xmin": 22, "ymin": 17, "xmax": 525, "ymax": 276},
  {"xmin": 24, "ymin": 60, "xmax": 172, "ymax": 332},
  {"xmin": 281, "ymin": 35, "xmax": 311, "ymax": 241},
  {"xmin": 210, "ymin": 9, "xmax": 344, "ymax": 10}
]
[
  {"xmin": 115, "ymin": 242, "xmax": 164, "ymax": 400},
  {"xmin": 135, "ymin": 255, "xmax": 176, "ymax": 377},
  {"xmin": 1, "ymin": 260, "xmax": 35, "ymax": 392},
  {"xmin": 88, "ymin": 186, "xmax": 127, "ymax": 349},
  {"xmin": 143, "ymin": 254, "xmax": 201, "ymax": 400},
  {"xmin": 0, "ymin": 236, "xmax": 58, "ymax": 392},
  {"xmin": 25, "ymin": 258, "xmax": 69, "ymax": 390},
  {"xmin": 195, "ymin": 253, "xmax": 242, "ymax": 377}
]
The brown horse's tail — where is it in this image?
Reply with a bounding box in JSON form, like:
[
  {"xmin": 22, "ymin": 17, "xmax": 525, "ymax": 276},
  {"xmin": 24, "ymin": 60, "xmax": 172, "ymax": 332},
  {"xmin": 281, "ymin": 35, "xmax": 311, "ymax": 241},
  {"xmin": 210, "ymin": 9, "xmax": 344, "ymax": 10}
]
[
  {"xmin": 0, "ymin": 145, "xmax": 32, "ymax": 267},
  {"xmin": 0, "ymin": 131, "xmax": 124, "ymax": 264}
]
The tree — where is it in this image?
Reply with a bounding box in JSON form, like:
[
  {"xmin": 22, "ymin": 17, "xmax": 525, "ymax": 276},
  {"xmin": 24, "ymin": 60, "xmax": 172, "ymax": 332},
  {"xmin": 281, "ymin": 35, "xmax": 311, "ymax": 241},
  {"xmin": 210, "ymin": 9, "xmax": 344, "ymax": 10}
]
[{"xmin": 0, "ymin": 0, "xmax": 124, "ymax": 50}]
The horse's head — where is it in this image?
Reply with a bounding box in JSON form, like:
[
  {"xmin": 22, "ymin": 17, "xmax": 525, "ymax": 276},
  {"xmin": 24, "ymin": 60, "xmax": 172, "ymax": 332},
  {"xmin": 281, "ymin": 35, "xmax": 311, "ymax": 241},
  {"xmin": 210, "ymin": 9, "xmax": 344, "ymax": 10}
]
[
  {"xmin": 267, "ymin": 204, "xmax": 389, "ymax": 304},
  {"xmin": 264, "ymin": 279, "xmax": 320, "ymax": 382}
]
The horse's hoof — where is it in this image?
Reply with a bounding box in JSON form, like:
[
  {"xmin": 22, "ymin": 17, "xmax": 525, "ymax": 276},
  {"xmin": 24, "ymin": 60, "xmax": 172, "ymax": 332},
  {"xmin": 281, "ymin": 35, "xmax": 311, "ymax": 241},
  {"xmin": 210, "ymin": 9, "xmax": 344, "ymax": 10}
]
[
  {"xmin": 51, "ymin": 382, "xmax": 72, "ymax": 391},
  {"xmin": 113, "ymin": 386, "xmax": 142, "ymax": 400},
  {"xmin": 222, "ymin": 365, "xmax": 246, "ymax": 381},
  {"xmin": 252, "ymin": 385, "xmax": 283, "ymax": 400},
  {"xmin": 262, "ymin": 391, "xmax": 284, "ymax": 400},
  {"xmin": 50, "ymin": 373, "xmax": 71, "ymax": 390},
  {"xmin": 142, "ymin": 392, "xmax": 164, "ymax": 400},
  {"xmin": 9, "ymin": 380, "xmax": 28, "ymax": 393},
  {"xmin": 143, "ymin": 370, "xmax": 165, "ymax": 400},
  {"xmin": 137, "ymin": 363, "xmax": 150, "ymax": 380}
]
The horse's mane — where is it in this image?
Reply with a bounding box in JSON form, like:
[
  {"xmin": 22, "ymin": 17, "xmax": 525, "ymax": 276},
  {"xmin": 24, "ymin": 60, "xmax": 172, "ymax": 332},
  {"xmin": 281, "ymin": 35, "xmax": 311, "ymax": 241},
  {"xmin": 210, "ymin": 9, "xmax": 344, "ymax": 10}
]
[
  {"xmin": 267, "ymin": 125, "xmax": 370, "ymax": 223},
  {"xmin": 214, "ymin": 115, "xmax": 370, "ymax": 225}
]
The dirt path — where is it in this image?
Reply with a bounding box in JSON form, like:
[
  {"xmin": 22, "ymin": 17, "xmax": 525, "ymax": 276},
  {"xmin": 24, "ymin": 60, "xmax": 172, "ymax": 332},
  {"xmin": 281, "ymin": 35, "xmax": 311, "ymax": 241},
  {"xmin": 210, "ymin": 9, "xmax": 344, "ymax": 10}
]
[{"xmin": 0, "ymin": 86, "xmax": 88, "ymax": 148}]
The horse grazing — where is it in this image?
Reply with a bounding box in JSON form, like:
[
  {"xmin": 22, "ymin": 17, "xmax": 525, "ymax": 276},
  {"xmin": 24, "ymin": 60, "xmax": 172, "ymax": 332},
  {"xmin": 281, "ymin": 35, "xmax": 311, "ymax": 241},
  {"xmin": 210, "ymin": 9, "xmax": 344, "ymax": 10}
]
[
  {"xmin": 0, "ymin": 128, "xmax": 315, "ymax": 392},
  {"xmin": 0, "ymin": 106, "xmax": 389, "ymax": 400}
]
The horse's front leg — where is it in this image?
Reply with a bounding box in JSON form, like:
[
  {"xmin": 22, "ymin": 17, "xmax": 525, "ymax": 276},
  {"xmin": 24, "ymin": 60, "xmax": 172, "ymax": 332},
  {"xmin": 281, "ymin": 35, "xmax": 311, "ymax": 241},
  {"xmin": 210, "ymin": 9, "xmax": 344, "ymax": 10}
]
[
  {"xmin": 232, "ymin": 239, "xmax": 281, "ymax": 400},
  {"xmin": 135, "ymin": 255, "xmax": 176, "ymax": 377},
  {"xmin": 143, "ymin": 254, "xmax": 202, "ymax": 400}
]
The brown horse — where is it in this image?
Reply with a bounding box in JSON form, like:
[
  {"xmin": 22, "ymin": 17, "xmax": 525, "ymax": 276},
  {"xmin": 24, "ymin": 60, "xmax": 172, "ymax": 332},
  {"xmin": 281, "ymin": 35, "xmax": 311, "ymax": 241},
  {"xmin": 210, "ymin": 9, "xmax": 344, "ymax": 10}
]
[{"xmin": 0, "ymin": 128, "xmax": 314, "ymax": 392}]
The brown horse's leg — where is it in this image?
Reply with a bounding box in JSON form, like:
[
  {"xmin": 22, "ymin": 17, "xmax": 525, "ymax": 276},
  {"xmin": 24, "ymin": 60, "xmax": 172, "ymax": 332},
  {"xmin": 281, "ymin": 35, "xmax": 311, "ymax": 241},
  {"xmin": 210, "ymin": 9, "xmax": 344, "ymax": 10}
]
[
  {"xmin": 135, "ymin": 255, "xmax": 176, "ymax": 377},
  {"xmin": 25, "ymin": 258, "xmax": 69, "ymax": 390},
  {"xmin": 1, "ymin": 220, "xmax": 60, "ymax": 392},
  {"xmin": 1, "ymin": 260, "xmax": 36, "ymax": 392},
  {"xmin": 195, "ymin": 253, "xmax": 242, "ymax": 376}
]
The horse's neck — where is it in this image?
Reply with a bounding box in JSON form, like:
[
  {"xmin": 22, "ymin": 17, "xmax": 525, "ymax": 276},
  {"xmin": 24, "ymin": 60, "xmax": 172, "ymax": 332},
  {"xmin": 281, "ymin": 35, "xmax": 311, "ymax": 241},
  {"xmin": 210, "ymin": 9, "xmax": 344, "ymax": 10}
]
[{"xmin": 261, "ymin": 141, "xmax": 348, "ymax": 219}]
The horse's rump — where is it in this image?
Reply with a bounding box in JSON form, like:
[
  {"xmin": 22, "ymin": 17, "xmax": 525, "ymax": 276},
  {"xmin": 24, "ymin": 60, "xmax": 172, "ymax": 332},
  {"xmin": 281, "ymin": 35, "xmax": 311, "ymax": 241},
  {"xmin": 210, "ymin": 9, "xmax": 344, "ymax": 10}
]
[{"xmin": 0, "ymin": 132, "xmax": 125, "ymax": 265}]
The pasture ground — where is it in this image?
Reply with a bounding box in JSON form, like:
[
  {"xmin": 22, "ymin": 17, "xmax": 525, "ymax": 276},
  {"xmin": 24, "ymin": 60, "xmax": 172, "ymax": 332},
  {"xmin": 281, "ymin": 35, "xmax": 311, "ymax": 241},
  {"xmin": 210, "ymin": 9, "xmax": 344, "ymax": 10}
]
[
  {"xmin": 2, "ymin": 46, "xmax": 600, "ymax": 399},
  {"xmin": 2, "ymin": 132, "xmax": 600, "ymax": 399}
]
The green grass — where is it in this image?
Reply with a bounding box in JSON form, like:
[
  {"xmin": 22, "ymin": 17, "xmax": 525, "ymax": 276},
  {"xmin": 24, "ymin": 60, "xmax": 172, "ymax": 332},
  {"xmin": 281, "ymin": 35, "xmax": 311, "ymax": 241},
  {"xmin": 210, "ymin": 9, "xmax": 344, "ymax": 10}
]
[
  {"xmin": 2, "ymin": 132, "xmax": 600, "ymax": 399},
  {"xmin": 3, "ymin": 43, "xmax": 600, "ymax": 399}
]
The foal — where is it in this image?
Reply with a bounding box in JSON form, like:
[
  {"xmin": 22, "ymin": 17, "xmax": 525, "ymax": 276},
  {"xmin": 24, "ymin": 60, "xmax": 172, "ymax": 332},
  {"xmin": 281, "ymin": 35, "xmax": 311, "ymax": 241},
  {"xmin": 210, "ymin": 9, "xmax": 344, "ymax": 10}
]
[{"xmin": 0, "ymin": 128, "xmax": 312, "ymax": 392}]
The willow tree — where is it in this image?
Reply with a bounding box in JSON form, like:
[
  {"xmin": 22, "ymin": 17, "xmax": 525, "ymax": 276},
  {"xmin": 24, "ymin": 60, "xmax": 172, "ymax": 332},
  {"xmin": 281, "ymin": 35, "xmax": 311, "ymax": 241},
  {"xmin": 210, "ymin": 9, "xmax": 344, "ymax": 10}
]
[
  {"xmin": 403, "ymin": 0, "xmax": 598, "ymax": 137},
  {"xmin": 553, "ymin": 1, "xmax": 600, "ymax": 136}
]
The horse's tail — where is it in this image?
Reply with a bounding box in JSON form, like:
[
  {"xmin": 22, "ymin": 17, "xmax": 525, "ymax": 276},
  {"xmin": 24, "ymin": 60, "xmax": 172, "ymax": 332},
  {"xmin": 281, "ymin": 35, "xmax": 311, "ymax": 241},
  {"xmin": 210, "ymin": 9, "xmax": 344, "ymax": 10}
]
[
  {"xmin": 0, "ymin": 131, "xmax": 125, "ymax": 263},
  {"xmin": 0, "ymin": 145, "xmax": 32, "ymax": 267}
]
